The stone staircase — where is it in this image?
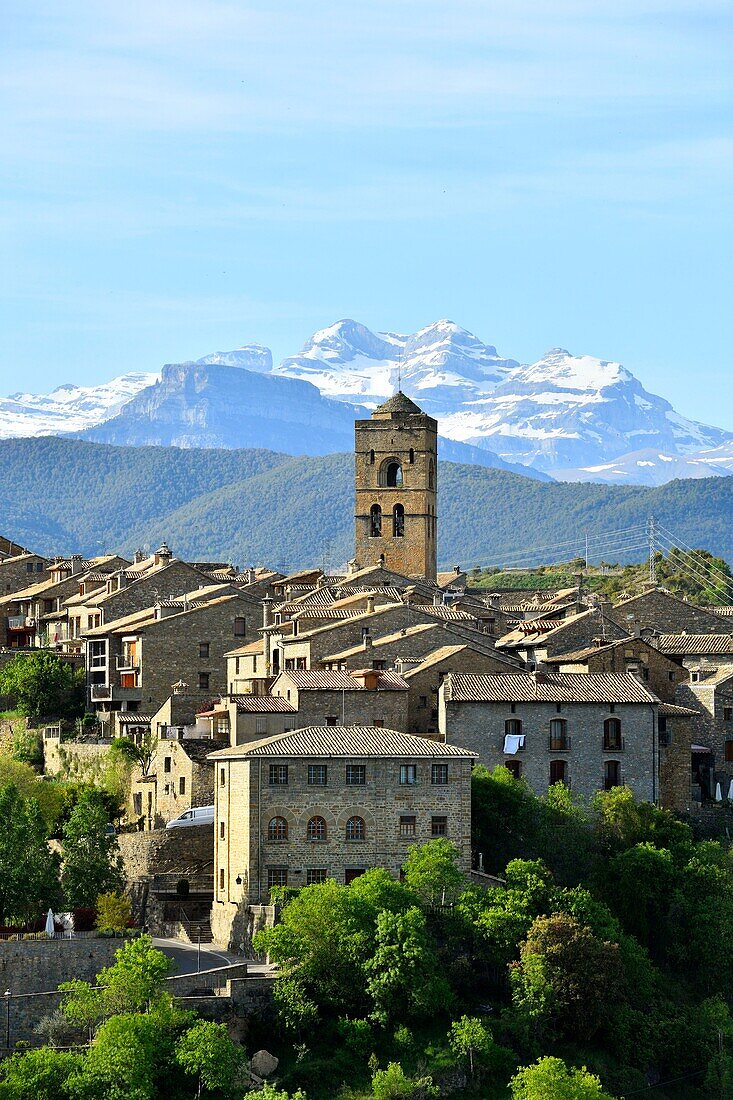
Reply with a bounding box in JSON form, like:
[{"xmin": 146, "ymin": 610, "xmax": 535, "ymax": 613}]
[{"xmin": 180, "ymin": 919, "xmax": 213, "ymax": 945}]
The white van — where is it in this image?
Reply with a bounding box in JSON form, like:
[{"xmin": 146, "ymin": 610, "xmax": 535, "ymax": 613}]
[{"xmin": 166, "ymin": 805, "xmax": 215, "ymax": 829}]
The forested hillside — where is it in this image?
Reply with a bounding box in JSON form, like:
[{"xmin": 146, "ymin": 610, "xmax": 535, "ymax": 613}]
[{"xmin": 2, "ymin": 437, "xmax": 733, "ymax": 570}]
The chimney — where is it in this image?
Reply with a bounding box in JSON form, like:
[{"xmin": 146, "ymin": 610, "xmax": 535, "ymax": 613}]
[
  {"xmin": 262, "ymin": 596, "xmax": 274, "ymax": 629},
  {"xmin": 366, "ymin": 596, "xmax": 375, "ymax": 614},
  {"xmin": 134, "ymin": 549, "xmax": 145, "ymax": 564},
  {"xmin": 363, "ymin": 634, "xmax": 373, "ymax": 651},
  {"xmin": 70, "ymin": 554, "xmax": 83, "ymax": 576},
  {"xmin": 154, "ymin": 542, "xmax": 172, "ymax": 566},
  {"xmin": 353, "ymin": 669, "xmax": 379, "ymax": 691}
]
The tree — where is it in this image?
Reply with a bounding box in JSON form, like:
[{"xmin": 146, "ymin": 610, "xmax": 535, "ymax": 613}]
[
  {"xmin": 365, "ymin": 907, "xmax": 452, "ymax": 1025},
  {"xmin": 0, "ymin": 1047, "xmax": 80, "ymax": 1100},
  {"xmin": 510, "ymin": 914, "xmax": 623, "ymax": 1042},
  {"xmin": 95, "ymin": 892, "xmax": 132, "ymax": 935},
  {"xmin": 273, "ymin": 977, "xmax": 319, "ymax": 1037},
  {"xmin": 62, "ymin": 790, "xmax": 123, "ymax": 908},
  {"xmin": 108, "ymin": 734, "xmax": 157, "ymax": 779},
  {"xmin": 10, "ymin": 726, "xmax": 42, "ymax": 768},
  {"xmin": 61, "ymin": 935, "xmax": 173, "ymax": 1029},
  {"xmin": 448, "ymin": 1015, "xmax": 495, "ymax": 1078},
  {"xmin": 509, "ymin": 1056, "xmax": 617, "ymax": 1099},
  {"xmin": 401, "ymin": 838, "xmax": 466, "ymax": 906},
  {"xmin": 371, "ymin": 1062, "xmax": 437, "ymax": 1099},
  {"xmin": 0, "ymin": 651, "xmax": 85, "ymax": 719},
  {"xmin": 175, "ymin": 1020, "xmax": 241, "ymax": 1098},
  {"xmin": 0, "ymin": 782, "xmax": 60, "ymax": 925},
  {"xmin": 0, "ymin": 756, "xmax": 65, "ymax": 831}
]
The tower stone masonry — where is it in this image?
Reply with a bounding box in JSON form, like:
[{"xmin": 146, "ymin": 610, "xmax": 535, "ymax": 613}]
[{"xmin": 354, "ymin": 391, "xmax": 438, "ymax": 581}]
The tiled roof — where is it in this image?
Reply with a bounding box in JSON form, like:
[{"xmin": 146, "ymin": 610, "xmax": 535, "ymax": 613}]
[
  {"xmin": 712, "ymin": 607, "xmax": 733, "ymax": 617},
  {"xmin": 208, "ymin": 725, "xmax": 476, "ymax": 761},
  {"xmin": 401, "ymin": 645, "xmax": 468, "ymax": 676},
  {"xmin": 321, "ymin": 623, "xmax": 439, "ymax": 661},
  {"xmin": 659, "ymin": 702, "xmax": 700, "ymax": 717},
  {"xmin": 225, "ymin": 639, "xmax": 265, "ymax": 657},
  {"xmin": 117, "ymin": 713, "xmax": 153, "ymax": 724},
  {"xmin": 231, "ymin": 695, "xmax": 296, "ymax": 713},
  {"xmin": 420, "ymin": 605, "xmax": 477, "ymax": 622},
  {"xmin": 292, "ymin": 608, "xmax": 376, "ymax": 621},
  {"xmin": 656, "ymin": 634, "xmax": 733, "ymax": 656},
  {"xmin": 277, "ymin": 669, "xmax": 408, "ymax": 691},
  {"xmin": 444, "ymin": 672, "xmax": 658, "ymax": 705}
]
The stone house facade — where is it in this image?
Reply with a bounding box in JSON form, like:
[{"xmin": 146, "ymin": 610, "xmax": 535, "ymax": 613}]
[
  {"xmin": 129, "ymin": 736, "xmax": 227, "ymax": 829},
  {"xmin": 439, "ymin": 672, "xmax": 661, "ymax": 803},
  {"xmin": 0, "ymin": 552, "xmax": 49, "ymax": 598},
  {"xmin": 209, "ymin": 725, "xmax": 476, "ymax": 941},
  {"xmin": 678, "ymin": 669, "xmax": 733, "ymax": 800},
  {"xmin": 271, "ymin": 669, "xmax": 410, "ymax": 731},
  {"xmin": 609, "ymin": 589, "xmax": 732, "ymax": 636},
  {"xmin": 403, "ymin": 644, "xmax": 516, "ymax": 739},
  {"xmin": 320, "ymin": 622, "xmax": 449, "ymax": 671}
]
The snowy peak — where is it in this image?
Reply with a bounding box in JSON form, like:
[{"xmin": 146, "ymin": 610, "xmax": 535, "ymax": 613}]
[
  {"xmin": 196, "ymin": 344, "xmax": 272, "ymax": 372},
  {"xmin": 0, "ymin": 372, "xmax": 158, "ymax": 438},
  {"xmin": 516, "ymin": 348, "xmax": 634, "ymax": 392}
]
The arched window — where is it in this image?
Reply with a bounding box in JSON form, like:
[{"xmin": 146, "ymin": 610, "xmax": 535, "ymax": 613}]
[
  {"xmin": 428, "ymin": 458, "xmax": 435, "ymax": 490},
  {"xmin": 603, "ymin": 717, "xmax": 622, "ymax": 751},
  {"xmin": 393, "ymin": 504, "xmax": 405, "ymax": 538},
  {"xmin": 505, "ymin": 718, "xmax": 522, "ymax": 737},
  {"xmin": 505, "ymin": 759, "xmax": 522, "ymax": 780},
  {"xmin": 604, "ymin": 760, "xmax": 621, "ymax": 790},
  {"xmin": 346, "ymin": 816, "xmax": 365, "ymax": 841},
  {"xmin": 268, "ymin": 817, "xmax": 288, "ymax": 841},
  {"xmin": 307, "ymin": 816, "xmax": 327, "ymax": 842},
  {"xmin": 408, "ymin": 448, "xmax": 415, "ymax": 464},
  {"xmin": 380, "ymin": 459, "xmax": 403, "ymax": 488},
  {"xmin": 549, "ymin": 717, "xmax": 568, "ymax": 750},
  {"xmin": 370, "ymin": 504, "xmax": 382, "ymax": 537}
]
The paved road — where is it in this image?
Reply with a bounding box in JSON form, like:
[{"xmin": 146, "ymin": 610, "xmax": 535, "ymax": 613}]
[{"xmin": 153, "ymin": 937, "xmax": 276, "ymax": 978}]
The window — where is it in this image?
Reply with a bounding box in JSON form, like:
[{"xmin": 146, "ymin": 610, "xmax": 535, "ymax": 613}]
[
  {"xmin": 428, "ymin": 458, "xmax": 435, "ymax": 490},
  {"xmin": 370, "ymin": 504, "xmax": 382, "ymax": 537},
  {"xmin": 216, "ymin": 716, "xmax": 229, "ymax": 737},
  {"xmin": 408, "ymin": 448, "xmax": 415, "ymax": 464},
  {"xmin": 234, "ymin": 617, "xmax": 246, "ymax": 637},
  {"xmin": 308, "ymin": 764, "xmax": 327, "ymax": 786},
  {"xmin": 133, "ymin": 792, "xmax": 142, "ymax": 814},
  {"xmin": 505, "ymin": 759, "xmax": 522, "ymax": 779},
  {"xmin": 255, "ymin": 716, "xmax": 268, "ymax": 735},
  {"xmin": 431, "ymin": 815, "xmax": 448, "ymax": 837},
  {"xmin": 604, "ymin": 760, "xmax": 621, "ymax": 790},
  {"xmin": 346, "ymin": 764, "xmax": 366, "ymax": 786},
  {"xmin": 268, "ymin": 816, "xmax": 288, "ymax": 841},
  {"xmin": 549, "ymin": 718, "xmax": 568, "ymax": 750},
  {"xmin": 393, "ymin": 504, "xmax": 405, "ymax": 538},
  {"xmin": 267, "ymin": 867, "xmax": 288, "ymax": 889},
  {"xmin": 220, "ymin": 767, "xmax": 226, "ymax": 787},
  {"xmin": 399, "ymin": 815, "xmax": 417, "ymax": 837},
  {"xmin": 307, "ymin": 816, "xmax": 327, "ymax": 841},
  {"xmin": 603, "ymin": 717, "xmax": 623, "ymax": 751},
  {"xmin": 345, "ymin": 868, "xmax": 364, "ymax": 884},
  {"xmin": 550, "ymin": 759, "xmax": 567, "ymax": 785},
  {"xmin": 325, "ymin": 715, "xmax": 338, "ymax": 726},
  {"xmin": 369, "ymin": 449, "xmax": 375, "ymax": 465},
  {"xmin": 373, "ymin": 718, "xmax": 384, "ymax": 728},
  {"xmin": 164, "ymin": 756, "xmax": 172, "ymax": 773},
  {"xmin": 431, "ymin": 763, "xmax": 448, "ymax": 785},
  {"xmin": 199, "ymin": 641, "xmax": 210, "ymax": 659},
  {"xmin": 36, "ymin": 561, "xmax": 44, "ymax": 572},
  {"xmin": 346, "ymin": 816, "xmax": 365, "ymax": 841},
  {"xmin": 307, "ymin": 868, "xmax": 327, "ymax": 885},
  {"xmin": 269, "ymin": 764, "xmax": 289, "ymax": 786},
  {"xmin": 219, "ymin": 821, "xmax": 225, "ymax": 839},
  {"xmin": 179, "ymin": 777, "xmax": 185, "ymax": 795},
  {"xmin": 725, "ymin": 707, "xmax": 733, "ymax": 722},
  {"xmin": 219, "ymin": 868, "xmax": 225, "ymax": 890},
  {"xmin": 399, "ymin": 763, "xmax": 416, "ymax": 785},
  {"xmin": 26, "ymin": 562, "xmax": 33, "ymax": 573},
  {"xmin": 725, "ymin": 740, "xmax": 733, "ymax": 763},
  {"xmin": 505, "ymin": 718, "xmax": 522, "ymax": 737},
  {"xmin": 419, "ymin": 695, "xmax": 428, "ymax": 708},
  {"xmin": 381, "ymin": 460, "xmax": 403, "ymax": 488},
  {"xmin": 198, "ymin": 672, "xmax": 210, "ymax": 691}
]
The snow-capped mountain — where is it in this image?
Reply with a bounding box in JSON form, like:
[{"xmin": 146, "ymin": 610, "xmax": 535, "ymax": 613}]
[
  {"xmin": 3, "ymin": 318, "xmax": 731, "ymax": 486},
  {"xmin": 275, "ymin": 319, "xmax": 518, "ymax": 413},
  {"xmin": 0, "ymin": 373, "xmax": 157, "ymax": 439}
]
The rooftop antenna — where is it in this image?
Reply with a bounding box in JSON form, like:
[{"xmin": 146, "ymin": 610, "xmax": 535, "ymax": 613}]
[{"xmin": 397, "ymin": 348, "xmax": 403, "ymax": 393}]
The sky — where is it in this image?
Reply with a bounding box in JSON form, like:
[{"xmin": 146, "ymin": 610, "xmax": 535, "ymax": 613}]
[{"xmin": 1, "ymin": 1, "xmax": 731, "ymax": 426}]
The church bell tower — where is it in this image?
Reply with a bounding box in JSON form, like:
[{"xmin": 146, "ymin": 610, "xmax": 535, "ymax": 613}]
[{"xmin": 354, "ymin": 391, "xmax": 438, "ymax": 581}]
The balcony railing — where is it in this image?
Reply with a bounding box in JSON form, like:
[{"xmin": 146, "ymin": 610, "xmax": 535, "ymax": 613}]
[
  {"xmin": 7, "ymin": 616, "xmax": 33, "ymax": 630},
  {"xmin": 91, "ymin": 684, "xmax": 112, "ymax": 700},
  {"xmin": 117, "ymin": 655, "xmax": 140, "ymax": 671},
  {"xmin": 548, "ymin": 736, "xmax": 571, "ymax": 751},
  {"xmin": 602, "ymin": 738, "xmax": 625, "ymax": 752}
]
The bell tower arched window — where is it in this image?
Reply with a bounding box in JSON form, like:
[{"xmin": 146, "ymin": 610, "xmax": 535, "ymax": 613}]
[
  {"xmin": 370, "ymin": 505, "xmax": 382, "ymax": 537},
  {"xmin": 393, "ymin": 504, "xmax": 405, "ymax": 538},
  {"xmin": 380, "ymin": 459, "xmax": 403, "ymax": 488}
]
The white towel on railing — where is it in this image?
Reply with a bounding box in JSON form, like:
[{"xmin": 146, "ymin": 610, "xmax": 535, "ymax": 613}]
[{"xmin": 503, "ymin": 734, "xmax": 525, "ymax": 755}]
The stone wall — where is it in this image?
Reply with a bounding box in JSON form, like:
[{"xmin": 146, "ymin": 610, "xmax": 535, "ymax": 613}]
[
  {"xmin": 118, "ymin": 824, "xmax": 214, "ymax": 931},
  {"xmin": 610, "ymin": 589, "xmax": 733, "ymax": 636},
  {"xmin": 405, "ymin": 646, "xmax": 511, "ymax": 739},
  {"xmin": 0, "ymin": 938, "xmax": 118, "ymax": 1049},
  {"xmin": 211, "ymin": 902, "xmax": 276, "ymax": 955},
  {"xmin": 43, "ymin": 732, "xmax": 112, "ymax": 779}
]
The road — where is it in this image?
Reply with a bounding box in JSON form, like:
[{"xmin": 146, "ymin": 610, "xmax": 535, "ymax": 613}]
[{"xmin": 153, "ymin": 936, "xmax": 275, "ymax": 977}]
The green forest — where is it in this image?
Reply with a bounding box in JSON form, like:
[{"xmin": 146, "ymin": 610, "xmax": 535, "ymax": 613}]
[
  {"xmin": 5, "ymin": 768, "xmax": 733, "ymax": 1098},
  {"xmin": 2, "ymin": 437, "xmax": 733, "ymax": 571}
]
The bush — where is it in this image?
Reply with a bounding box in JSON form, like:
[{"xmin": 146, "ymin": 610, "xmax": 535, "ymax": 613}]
[{"xmin": 95, "ymin": 892, "xmax": 133, "ymax": 935}]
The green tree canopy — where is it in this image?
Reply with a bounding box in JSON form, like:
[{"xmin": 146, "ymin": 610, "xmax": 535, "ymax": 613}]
[
  {"xmin": 401, "ymin": 838, "xmax": 466, "ymax": 906},
  {"xmin": 61, "ymin": 790, "xmax": 123, "ymax": 909},
  {"xmin": 0, "ymin": 652, "xmax": 85, "ymax": 720},
  {"xmin": 509, "ymin": 1056, "xmax": 617, "ymax": 1099},
  {"xmin": 0, "ymin": 782, "xmax": 60, "ymax": 925}
]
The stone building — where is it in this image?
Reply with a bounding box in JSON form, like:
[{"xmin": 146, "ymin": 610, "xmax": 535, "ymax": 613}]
[
  {"xmin": 543, "ymin": 636, "xmax": 687, "ymax": 704},
  {"xmin": 609, "ymin": 588, "xmax": 732, "ymax": 636},
  {"xmin": 129, "ymin": 735, "xmax": 227, "ymax": 830},
  {"xmin": 354, "ymin": 392, "xmax": 438, "ymax": 581},
  {"xmin": 439, "ymin": 671, "xmax": 661, "ymax": 802},
  {"xmin": 84, "ymin": 587, "xmax": 261, "ymax": 729},
  {"xmin": 320, "ymin": 622, "xmax": 451, "ymax": 671},
  {"xmin": 403, "ymin": 644, "xmax": 518, "ymax": 739},
  {"xmin": 678, "ymin": 668, "xmax": 733, "ymax": 801},
  {"xmin": 212, "ymin": 694, "xmax": 298, "ymax": 746},
  {"xmin": 271, "ymin": 668, "xmax": 410, "ymax": 731},
  {"xmin": 654, "ymin": 634, "xmax": 733, "ymax": 673},
  {"xmin": 0, "ymin": 551, "xmax": 49, "ymax": 598},
  {"xmin": 209, "ymin": 725, "xmax": 476, "ymax": 941},
  {"xmin": 496, "ymin": 607, "xmax": 629, "ymax": 667}
]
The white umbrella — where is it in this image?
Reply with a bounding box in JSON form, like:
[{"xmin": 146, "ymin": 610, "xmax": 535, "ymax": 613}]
[
  {"xmin": 45, "ymin": 909, "xmax": 55, "ymax": 938},
  {"xmin": 715, "ymin": 782, "xmax": 723, "ymax": 802}
]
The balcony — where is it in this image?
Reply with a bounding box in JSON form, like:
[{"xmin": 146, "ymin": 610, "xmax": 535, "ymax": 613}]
[
  {"xmin": 602, "ymin": 738, "xmax": 625, "ymax": 752},
  {"xmin": 91, "ymin": 684, "xmax": 112, "ymax": 701},
  {"xmin": 7, "ymin": 616, "xmax": 34, "ymax": 631},
  {"xmin": 548, "ymin": 735, "xmax": 572, "ymax": 751},
  {"xmin": 117, "ymin": 655, "xmax": 140, "ymax": 671},
  {"xmin": 90, "ymin": 682, "xmax": 141, "ymax": 703}
]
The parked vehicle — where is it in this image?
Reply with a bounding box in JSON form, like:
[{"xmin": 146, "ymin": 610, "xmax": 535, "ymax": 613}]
[{"xmin": 165, "ymin": 805, "xmax": 215, "ymax": 829}]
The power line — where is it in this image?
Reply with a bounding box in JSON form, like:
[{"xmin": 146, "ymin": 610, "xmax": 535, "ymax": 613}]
[
  {"xmin": 654, "ymin": 534, "xmax": 733, "ymax": 602},
  {"xmin": 653, "ymin": 529, "xmax": 733, "ymax": 599},
  {"xmin": 656, "ymin": 522, "xmax": 733, "ymax": 590}
]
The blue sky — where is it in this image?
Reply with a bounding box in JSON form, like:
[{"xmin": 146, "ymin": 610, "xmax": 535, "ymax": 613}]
[{"xmin": 2, "ymin": 1, "xmax": 731, "ymax": 426}]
